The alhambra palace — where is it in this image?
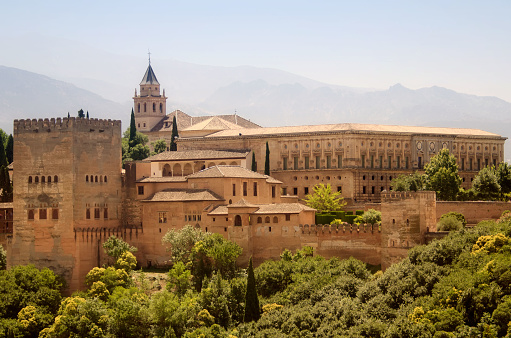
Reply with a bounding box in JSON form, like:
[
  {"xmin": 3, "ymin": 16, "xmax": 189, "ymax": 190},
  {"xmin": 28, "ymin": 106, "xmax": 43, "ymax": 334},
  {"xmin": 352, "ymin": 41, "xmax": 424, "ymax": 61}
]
[{"xmin": 2, "ymin": 63, "xmax": 510, "ymax": 292}]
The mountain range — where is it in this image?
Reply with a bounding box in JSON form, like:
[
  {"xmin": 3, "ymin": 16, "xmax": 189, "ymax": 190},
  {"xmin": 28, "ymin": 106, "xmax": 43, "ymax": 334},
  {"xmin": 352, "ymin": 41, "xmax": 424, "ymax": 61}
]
[{"xmin": 0, "ymin": 34, "xmax": 510, "ymax": 160}]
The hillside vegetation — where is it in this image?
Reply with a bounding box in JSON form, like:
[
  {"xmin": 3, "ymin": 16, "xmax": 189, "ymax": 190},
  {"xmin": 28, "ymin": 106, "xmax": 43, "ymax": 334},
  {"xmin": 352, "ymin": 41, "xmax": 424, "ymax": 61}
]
[{"xmin": 1, "ymin": 216, "xmax": 511, "ymax": 337}]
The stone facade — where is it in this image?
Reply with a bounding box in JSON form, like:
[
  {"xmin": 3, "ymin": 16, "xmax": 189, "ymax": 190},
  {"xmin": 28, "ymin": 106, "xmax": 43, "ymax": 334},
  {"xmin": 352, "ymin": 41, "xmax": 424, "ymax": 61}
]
[{"xmin": 9, "ymin": 117, "xmax": 122, "ymax": 292}]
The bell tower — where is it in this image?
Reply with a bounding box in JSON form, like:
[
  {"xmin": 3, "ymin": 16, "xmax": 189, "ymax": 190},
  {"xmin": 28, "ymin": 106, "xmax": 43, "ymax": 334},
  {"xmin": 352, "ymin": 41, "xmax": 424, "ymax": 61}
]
[{"xmin": 133, "ymin": 54, "xmax": 167, "ymax": 132}]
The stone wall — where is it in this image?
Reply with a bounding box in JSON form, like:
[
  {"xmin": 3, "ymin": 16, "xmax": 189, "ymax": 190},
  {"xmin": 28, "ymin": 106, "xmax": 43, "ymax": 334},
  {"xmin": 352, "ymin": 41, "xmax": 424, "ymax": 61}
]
[{"xmin": 436, "ymin": 201, "xmax": 511, "ymax": 225}]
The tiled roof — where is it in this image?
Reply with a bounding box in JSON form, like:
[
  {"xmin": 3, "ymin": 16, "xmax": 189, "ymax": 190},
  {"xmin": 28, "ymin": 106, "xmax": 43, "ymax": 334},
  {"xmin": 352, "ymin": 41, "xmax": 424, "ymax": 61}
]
[
  {"xmin": 253, "ymin": 203, "xmax": 316, "ymax": 214},
  {"xmin": 187, "ymin": 165, "xmax": 282, "ymax": 182},
  {"xmin": 208, "ymin": 205, "xmax": 228, "ymax": 215},
  {"xmin": 137, "ymin": 177, "xmax": 187, "ymax": 183},
  {"xmin": 199, "ymin": 123, "xmax": 504, "ymax": 139},
  {"xmin": 143, "ymin": 188, "xmax": 223, "ymax": 202},
  {"xmin": 227, "ymin": 199, "xmax": 258, "ymax": 208},
  {"xmin": 183, "ymin": 116, "xmax": 243, "ymax": 131},
  {"xmin": 140, "ymin": 64, "xmax": 159, "ymax": 85},
  {"xmin": 145, "ymin": 150, "xmax": 249, "ymax": 162}
]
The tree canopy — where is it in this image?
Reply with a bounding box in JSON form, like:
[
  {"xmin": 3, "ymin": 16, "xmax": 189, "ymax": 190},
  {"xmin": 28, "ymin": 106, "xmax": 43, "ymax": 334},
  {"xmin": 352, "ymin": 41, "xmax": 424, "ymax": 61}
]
[
  {"xmin": 425, "ymin": 148, "xmax": 462, "ymax": 200},
  {"xmin": 304, "ymin": 183, "xmax": 346, "ymax": 213}
]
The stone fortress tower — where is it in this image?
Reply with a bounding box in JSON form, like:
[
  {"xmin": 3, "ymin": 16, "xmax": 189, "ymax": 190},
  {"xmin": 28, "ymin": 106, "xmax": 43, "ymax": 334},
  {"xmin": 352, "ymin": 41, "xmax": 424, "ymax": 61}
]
[
  {"xmin": 133, "ymin": 58, "xmax": 167, "ymax": 133},
  {"xmin": 9, "ymin": 117, "xmax": 122, "ymax": 291}
]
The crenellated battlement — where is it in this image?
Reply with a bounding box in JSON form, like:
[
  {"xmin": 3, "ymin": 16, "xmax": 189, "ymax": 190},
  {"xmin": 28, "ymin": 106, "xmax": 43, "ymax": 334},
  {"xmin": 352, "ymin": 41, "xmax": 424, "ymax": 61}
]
[
  {"xmin": 381, "ymin": 190, "xmax": 436, "ymax": 202},
  {"xmin": 299, "ymin": 223, "xmax": 381, "ymax": 235},
  {"xmin": 14, "ymin": 117, "xmax": 121, "ymax": 135}
]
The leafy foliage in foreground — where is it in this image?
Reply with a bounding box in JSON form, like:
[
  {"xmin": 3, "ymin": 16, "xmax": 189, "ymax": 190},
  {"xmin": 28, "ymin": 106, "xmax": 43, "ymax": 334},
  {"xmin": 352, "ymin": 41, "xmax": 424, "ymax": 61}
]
[{"xmin": 3, "ymin": 219, "xmax": 511, "ymax": 337}]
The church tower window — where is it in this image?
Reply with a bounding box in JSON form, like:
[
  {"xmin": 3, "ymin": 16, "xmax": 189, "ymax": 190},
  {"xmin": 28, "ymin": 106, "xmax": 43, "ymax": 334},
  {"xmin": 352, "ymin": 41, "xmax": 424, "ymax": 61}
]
[
  {"xmin": 153, "ymin": 103, "xmax": 156, "ymax": 112},
  {"xmin": 144, "ymin": 103, "xmax": 146, "ymax": 112},
  {"xmin": 137, "ymin": 103, "xmax": 140, "ymax": 113}
]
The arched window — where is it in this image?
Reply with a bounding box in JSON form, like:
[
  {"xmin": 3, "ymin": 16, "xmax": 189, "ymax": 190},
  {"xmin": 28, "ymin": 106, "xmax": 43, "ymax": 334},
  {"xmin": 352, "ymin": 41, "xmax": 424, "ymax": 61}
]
[
  {"xmin": 159, "ymin": 103, "xmax": 163, "ymax": 113},
  {"xmin": 86, "ymin": 175, "xmax": 89, "ymax": 182},
  {"xmin": 273, "ymin": 216, "xmax": 278, "ymax": 223},
  {"xmin": 144, "ymin": 103, "xmax": 146, "ymax": 112},
  {"xmin": 153, "ymin": 103, "xmax": 156, "ymax": 112},
  {"xmin": 86, "ymin": 209, "xmax": 91, "ymax": 219},
  {"xmin": 104, "ymin": 208, "xmax": 108, "ymax": 219},
  {"xmin": 28, "ymin": 176, "xmax": 32, "ymax": 183},
  {"xmin": 95, "ymin": 176, "xmax": 98, "ymax": 183},
  {"xmin": 35, "ymin": 176, "xmax": 39, "ymax": 183},
  {"xmin": 41, "ymin": 176, "xmax": 45, "ymax": 183},
  {"xmin": 48, "ymin": 176, "xmax": 51, "ymax": 183},
  {"xmin": 54, "ymin": 176, "xmax": 58, "ymax": 183},
  {"xmin": 257, "ymin": 217, "xmax": 262, "ymax": 224},
  {"xmin": 104, "ymin": 176, "xmax": 107, "ymax": 183},
  {"xmin": 234, "ymin": 215, "xmax": 242, "ymax": 226},
  {"xmin": 265, "ymin": 216, "xmax": 270, "ymax": 223},
  {"xmin": 137, "ymin": 103, "xmax": 140, "ymax": 113}
]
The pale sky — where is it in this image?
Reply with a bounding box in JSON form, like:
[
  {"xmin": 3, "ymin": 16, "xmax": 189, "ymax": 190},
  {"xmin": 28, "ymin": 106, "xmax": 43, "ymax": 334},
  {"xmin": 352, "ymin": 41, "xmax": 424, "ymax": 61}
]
[{"xmin": 2, "ymin": 0, "xmax": 511, "ymax": 101}]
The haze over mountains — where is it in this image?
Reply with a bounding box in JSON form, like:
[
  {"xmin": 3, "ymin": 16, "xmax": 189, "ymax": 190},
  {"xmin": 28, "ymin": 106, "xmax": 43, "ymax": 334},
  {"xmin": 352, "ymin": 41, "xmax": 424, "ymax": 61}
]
[{"xmin": 1, "ymin": 34, "xmax": 510, "ymax": 159}]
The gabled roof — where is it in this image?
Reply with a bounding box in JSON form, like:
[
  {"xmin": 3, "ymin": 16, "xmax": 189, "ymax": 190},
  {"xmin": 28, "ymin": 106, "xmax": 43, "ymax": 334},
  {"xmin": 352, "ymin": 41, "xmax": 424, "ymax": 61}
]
[
  {"xmin": 227, "ymin": 199, "xmax": 258, "ymax": 208},
  {"xmin": 140, "ymin": 64, "xmax": 159, "ymax": 85},
  {"xmin": 183, "ymin": 116, "xmax": 244, "ymax": 132},
  {"xmin": 137, "ymin": 177, "xmax": 187, "ymax": 183},
  {"xmin": 142, "ymin": 188, "xmax": 223, "ymax": 202},
  {"xmin": 187, "ymin": 165, "xmax": 282, "ymax": 182},
  {"xmin": 145, "ymin": 150, "xmax": 249, "ymax": 162},
  {"xmin": 253, "ymin": 203, "xmax": 316, "ymax": 214}
]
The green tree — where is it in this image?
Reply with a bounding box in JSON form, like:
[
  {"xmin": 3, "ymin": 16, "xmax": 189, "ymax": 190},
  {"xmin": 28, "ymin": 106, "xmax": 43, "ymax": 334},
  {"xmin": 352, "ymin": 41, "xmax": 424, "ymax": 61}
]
[
  {"xmin": 152, "ymin": 139, "xmax": 167, "ymax": 154},
  {"xmin": 162, "ymin": 225, "xmax": 207, "ymax": 265},
  {"xmin": 424, "ymin": 149, "xmax": 462, "ymax": 200},
  {"xmin": 77, "ymin": 109, "xmax": 85, "ymax": 118},
  {"xmin": 67, "ymin": 112, "xmax": 70, "ymax": 118},
  {"xmin": 5, "ymin": 134, "xmax": 13, "ymax": 164},
  {"xmin": 437, "ymin": 215, "xmax": 463, "ymax": 231},
  {"xmin": 439, "ymin": 211, "xmax": 467, "ymax": 227},
  {"xmin": 496, "ymin": 162, "xmax": 511, "ymax": 194},
  {"xmin": 264, "ymin": 142, "xmax": 270, "ymax": 175},
  {"xmin": 304, "ymin": 183, "xmax": 346, "ymax": 213},
  {"xmin": 102, "ymin": 235, "xmax": 137, "ymax": 261},
  {"xmin": 129, "ymin": 108, "xmax": 137, "ymax": 145},
  {"xmin": 170, "ymin": 115, "xmax": 178, "ymax": 151},
  {"xmin": 244, "ymin": 257, "xmax": 260, "ymax": 322},
  {"xmin": 472, "ymin": 166, "xmax": 501, "ymax": 199},
  {"xmin": 167, "ymin": 261, "xmax": 192, "ymax": 296},
  {"xmin": 0, "ymin": 165, "xmax": 12, "ymax": 202},
  {"xmin": 0, "ymin": 245, "xmax": 6, "ymax": 270},
  {"xmin": 0, "ymin": 133, "xmax": 7, "ymax": 168},
  {"xmin": 355, "ymin": 209, "xmax": 381, "ymax": 225},
  {"xmin": 251, "ymin": 151, "xmax": 257, "ymax": 172},
  {"xmin": 391, "ymin": 172, "xmax": 425, "ymax": 192},
  {"xmin": 86, "ymin": 111, "xmax": 89, "ymax": 118}
]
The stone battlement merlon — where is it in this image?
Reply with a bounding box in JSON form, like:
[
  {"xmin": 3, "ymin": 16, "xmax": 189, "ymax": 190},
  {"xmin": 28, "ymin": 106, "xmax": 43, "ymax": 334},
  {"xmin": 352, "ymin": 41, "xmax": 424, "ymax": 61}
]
[
  {"xmin": 381, "ymin": 190, "xmax": 436, "ymax": 202},
  {"xmin": 14, "ymin": 117, "xmax": 122, "ymax": 135}
]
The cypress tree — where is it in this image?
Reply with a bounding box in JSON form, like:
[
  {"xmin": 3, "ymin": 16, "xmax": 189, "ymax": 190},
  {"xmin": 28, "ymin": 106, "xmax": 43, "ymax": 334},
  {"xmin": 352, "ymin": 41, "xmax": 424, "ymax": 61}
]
[
  {"xmin": 0, "ymin": 166, "xmax": 12, "ymax": 202},
  {"xmin": 67, "ymin": 112, "xmax": 70, "ymax": 118},
  {"xmin": 6, "ymin": 135, "xmax": 13, "ymax": 164},
  {"xmin": 251, "ymin": 152, "xmax": 257, "ymax": 172},
  {"xmin": 170, "ymin": 115, "xmax": 178, "ymax": 151},
  {"xmin": 0, "ymin": 134, "xmax": 7, "ymax": 168},
  {"xmin": 129, "ymin": 108, "xmax": 137, "ymax": 145},
  {"xmin": 264, "ymin": 141, "xmax": 270, "ymax": 176},
  {"xmin": 244, "ymin": 257, "xmax": 260, "ymax": 322},
  {"xmin": 86, "ymin": 111, "xmax": 89, "ymax": 119}
]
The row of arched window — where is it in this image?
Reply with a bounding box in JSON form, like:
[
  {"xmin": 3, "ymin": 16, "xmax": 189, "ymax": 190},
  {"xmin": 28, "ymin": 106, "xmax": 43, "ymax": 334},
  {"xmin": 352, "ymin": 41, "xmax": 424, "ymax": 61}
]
[
  {"xmin": 85, "ymin": 175, "xmax": 107, "ymax": 183},
  {"xmin": 137, "ymin": 102, "xmax": 163, "ymax": 113},
  {"xmin": 28, "ymin": 176, "xmax": 59, "ymax": 184}
]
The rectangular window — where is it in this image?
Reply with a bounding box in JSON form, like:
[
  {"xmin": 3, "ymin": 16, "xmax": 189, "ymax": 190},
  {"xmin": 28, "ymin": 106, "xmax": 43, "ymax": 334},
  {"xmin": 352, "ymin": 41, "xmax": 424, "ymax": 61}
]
[
  {"xmin": 338, "ymin": 155, "xmax": 343, "ymax": 168},
  {"xmin": 282, "ymin": 187, "xmax": 287, "ymax": 195},
  {"xmin": 477, "ymin": 158, "xmax": 481, "ymax": 170},
  {"xmin": 94, "ymin": 208, "xmax": 100, "ymax": 219},
  {"xmin": 337, "ymin": 186, "xmax": 342, "ymax": 193},
  {"xmin": 294, "ymin": 157, "xmax": 298, "ymax": 170},
  {"xmin": 379, "ymin": 156, "xmax": 383, "ymax": 168},
  {"xmin": 326, "ymin": 155, "xmax": 331, "ymax": 169},
  {"xmin": 158, "ymin": 212, "xmax": 167, "ymax": 223},
  {"xmin": 405, "ymin": 157, "xmax": 409, "ymax": 169},
  {"xmin": 86, "ymin": 209, "xmax": 91, "ymax": 219},
  {"xmin": 243, "ymin": 182, "xmax": 248, "ymax": 196},
  {"xmin": 371, "ymin": 186, "xmax": 375, "ymax": 194},
  {"xmin": 293, "ymin": 187, "xmax": 298, "ymax": 195},
  {"xmin": 285, "ymin": 214, "xmax": 291, "ymax": 221},
  {"xmin": 493, "ymin": 159, "xmax": 497, "ymax": 167},
  {"xmin": 283, "ymin": 158, "xmax": 288, "ymax": 170},
  {"xmin": 397, "ymin": 156, "xmax": 401, "ymax": 169},
  {"xmin": 388, "ymin": 156, "xmax": 392, "ymax": 169},
  {"xmin": 39, "ymin": 209, "xmax": 47, "ymax": 220},
  {"xmin": 315, "ymin": 156, "xmax": 320, "ymax": 169},
  {"xmin": 232, "ymin": 184, "xmax": 236, "ymax": 196},
  {"xmin": 52, "ymin": 208, "xmax": 59, "ymax": 220},
  {"xmin": 253, "ymin": 182, "xmax": 258, "ymax": 196},
  {"xmin": 138, "ymin": 186, "xmax": 144, "ymax": 195},
  {"xmin": 461, "ymin": 158, "xmax": 465, "ymax": 170},
  {"xmin": 28, "ymin": 210, "xmax": 34, "ymax": 220},
  {"xmin": 362, "ymin": 186, "xmax": 366, "ymax": 194},
  {"xmin": 485, "ymin": 158, "xmax": 489, "ymax": 167},
  {"xmin": 418, "ymin": 156, "xmax": 422, "ymax": 169},
  {"xmin": 272, "ymin": 186, "xmax": 276, "ymax": 198},
  {"xmin": 370, "ymin": 155, "xmax": 374, "ymax": 169},
  {"xmin": 304, "ymin": 187, "xmax": 309, "ymax": 195},
  {"xmin": 469, "ymin": 158, "xmax": 473, "ymax": 170},
  {"xmin": 104, "ymin": 208, "xmax": 108, "ymax": 220},
  {"xmin": 361, "ymin": 155, "xmax": 365, "ymax": 168},
  {"xmin": 304, "ymin": 156, "xmax": 309, "ymax": 169}
]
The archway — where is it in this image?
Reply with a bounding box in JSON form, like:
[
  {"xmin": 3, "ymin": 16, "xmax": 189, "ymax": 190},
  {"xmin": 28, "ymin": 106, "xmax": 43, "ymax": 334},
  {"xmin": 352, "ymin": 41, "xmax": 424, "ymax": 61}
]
[
  {"xmin": 163, "ymin": 164, "xmax": 171, "ymax": 176},
  {"xmin": 173, "ymin": 163, "xmax": 182, "ymax": 176},
  {"xmin": 234, "ymin": 215, "xmax": 242, "ymax": 226},
  {"xmin": 183, "ymin": 163, "xmax": 193, "ymax": 176}
]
